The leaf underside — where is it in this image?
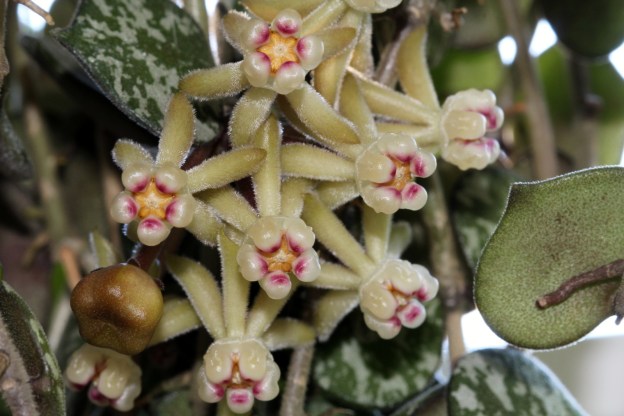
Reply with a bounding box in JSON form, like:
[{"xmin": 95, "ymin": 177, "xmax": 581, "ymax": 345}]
[{"xmin": 475, "ymin": 167, "xmax": 624, "ymax": 349}]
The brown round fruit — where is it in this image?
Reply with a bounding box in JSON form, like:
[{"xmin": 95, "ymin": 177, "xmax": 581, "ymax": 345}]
[{"xmin": 71, "ymin": 264, "xmax": 164, "ymax": 355}]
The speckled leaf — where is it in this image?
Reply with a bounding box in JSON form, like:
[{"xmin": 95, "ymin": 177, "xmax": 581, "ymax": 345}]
[
  {"xmin": 449, "ymin": 349, "xmax": 585, "ymax": 416},
  {"xmin": 53, "ymin": 0, "xmax": 217, "ymax": 139},
  {"xmin": 475, "ymin": 167, "xmax": 624, "ymax": 349},
  {"xmin": 0, "ymin": 267, "xmax": 66, "ymax": 415},
  {"xmin": 390, "ymin": 384, "xmax": 447, "ymax": 416},
  {"xmin": 452, "ymin": 168, "xmax": 518, "ymax": 269},
  {"xmin": 313, "ymin": 299, "xmax": 443, "ymax": 410}
]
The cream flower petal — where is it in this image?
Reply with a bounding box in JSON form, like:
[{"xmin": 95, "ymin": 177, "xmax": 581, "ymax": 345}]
[
  {"xmin": 400, "ymin": 183, "xmax": 428, "ymax": 211},
  {"xmin": 238, "ymin": 340, "xmax": 268, "ymax": 381},
  {"xmin": 165, "ymin": 194, "xmax": 196, "ymax": 228},
  {"xmin": 227, "ymin": 388, "xmax": 255, "ymax": 414},
  {"xmin": 111, "ymin": 139, "xmax": 154, "ymax": 171},
  {"xmin": 110, "ymin": 192, "xmax": 138, "ymax": 224},
  {"xmin": 292, "ymin": 248, "xmax": 321, "ymax": 282},
  {"xmin": 363, "ymin": 313, "xmax": 401, "ymax": 339},
  {"xmin": 154, "ymin": 163, "xmax": 187, "ymax": 194},
  {"xmin": 121, "ymin": 163, "xmax": 152, "ymax": 192},
  {"xmin": 254, "ymin": 360, "xmax": 281, "ymax": 401},
  {"xmin": 260, "ymin": 271, "xmax": 292, "ymax": 299},
  {"xmin": 197, "ymin": 368, "xmax": 224, "ymax": 403},
  {"xmin": 243, "ymin": 52, "xmax": 272, "ymax": 88},
  {"xmin": 397, "ymin": 300, "xmax": 426, "ymax": 329},
  {"xmin": 271, "ymin": 9, "xmax": 302, "ymax": 36},
  {"xmin": 137, "ymin": 216, "xmax": 171, "ymax": 246},
  {"xmin": 204, "ymin": 343, "xmax": 234, "ymax": 384},
  {"xmin": 296, "ymin": 35, "xmax": 324, "ymax": 70},
  {"xmin": 274, "ymin": 62, "xmax": 306, "ymax": 95},
  {"xmin": 360, "ymin": 281, "xmax": 398, "ymax": 320},
  {"xmin": 237, "ymin": 244, "xmax": 269, "ymax": 281}
]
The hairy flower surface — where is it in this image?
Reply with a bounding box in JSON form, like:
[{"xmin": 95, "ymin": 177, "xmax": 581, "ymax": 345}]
[
  {"xmin": 237, "ymin": 216, "xmax": 320, "ymax": 299},
  {"xmin": 440, "ymin": 89, "xmax": 504, "ymax": 170},
  {"xmin": 344, "ymin": 0, "xmax": 402, "ymax": 13},
  {"xmin": 65, "ymin": 344, "xmax": 141, "ymax": 412},
  {"xmin": 355, "ymin": 133, "xmax": 436, "ymax": 214},
  {"xmin": 359, "ymin": 260, "xmax": 439, "ymax": 339},
  {"xmin": 242, "ymin": 9, "xmax": 323, "ymax": 94},
  {"xmin": 198, "ymin": 338, "xmax": 280, "ymax": 414}
]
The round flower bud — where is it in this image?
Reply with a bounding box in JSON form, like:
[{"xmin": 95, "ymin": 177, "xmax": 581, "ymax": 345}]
[{"xmin": 70, "ymin": 264, "xmax": 164, "ymax": 355}]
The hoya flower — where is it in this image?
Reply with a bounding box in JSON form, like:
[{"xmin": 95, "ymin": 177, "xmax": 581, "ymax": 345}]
[
  {"xmin": 242, "ymin": 9, "xmax": 323, "ymax": 95},
  {"xmin": 109, "ymin": 94, "xmax": 266, "ymax": 246},
  {"xmin": 359, "ymin": 260, "xmax": 439, "ymax": 339},
  {"xmin": 439, "ymin": 89, "xmax": 504, "ymax": 170},
  {"xmin": 344, "ymin": 0, "xmax": 402, "ymax": 13},
  {"xmin": 180, "ymin": 7, "xmax": 358, "ymax": 147},
  {"xmin": 237, "ymin": 216, "xmax": 321, "ymax": 299},
  {"xmin": 197, "ymin": 338, "xmax": 280, "ymax": 414},
  {"xmin": 65, "ymin": 344, "xmax": 141, "ymax": 412},
  {"xmin": 355, "ymin": 133, "xmax": 436, "ymax": 215}
]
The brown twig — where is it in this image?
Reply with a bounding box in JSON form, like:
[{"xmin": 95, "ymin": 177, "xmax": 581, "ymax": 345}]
[
  {"xmin": 536, "ymin": 259, "xmax": 624, "ymax": 309},
  {"xmin": 279, "ymin": 343, "xmax": 315, "ymax": 416}
]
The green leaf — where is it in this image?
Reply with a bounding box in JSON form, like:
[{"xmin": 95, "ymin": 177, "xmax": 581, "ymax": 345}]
[
  {"xmin": 390, "ymin": 384, "xmax": 447, "ymax": 416},
  {"xmin": 448, "ymin": 349, "xmax": 586, "ymax": 416},
  {"xmin": 149, "ymin": 389, "xmax": 193, "ymax": 416},
  {"xmin": 431, "ymin": 47, "xmax": 504, "ymax": 96},
  {"xmin": 52, "ymin": 0, "xmax": 217, "ymax": 139},
  {"xmin": 452, "ymin": 168, "xmax": 518, "ymax": 269},
  {"xmin": 0, "ymin": 266, "xmax": 66, "ymax": 414},
  {"xmin": 475, "ymin": 167, "xmax": 624, "ymax": 349},
  {"xmin": 313, "ymin": 299, "xmax": 444, "ymax": 410}
]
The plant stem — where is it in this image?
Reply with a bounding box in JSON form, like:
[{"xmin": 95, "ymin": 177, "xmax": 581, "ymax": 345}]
[
  {"xmin": 499, "ymin": 0, "xmax": 558, "ymax": 180},
  {"xmin": 536, "ymin": 259, "xmax": 624, "ymax": 309},
  {"xmin": 421, "ymin": 172, "xmax": 467, "ymax": 364},
  {"xmin": 279, "ymin": 343, "xmax": 315, "ymax": 416}
]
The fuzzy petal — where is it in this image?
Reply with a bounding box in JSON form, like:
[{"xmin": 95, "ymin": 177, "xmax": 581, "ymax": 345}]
[
  {"xmin": 281, "ymin": 144, "xmax": 355, "ymax": 181},
  {"xmin": 187, "ymin": 147, "xmax": 267, "ymax": 192},
  {"xmin": 156, "ymin": 93, "xmax": 194, "ymax": 167},
  {"xmin": 112, "ymin": 140, "xmax": 153, "ymax": 171},
  {"xmin": 229, "ymin": 87, "xmax": 276, "ymax": 147},
  {"xmin": 241, "ymin": 18, "xmax": 269, "ymax": 51},
  {"xmin": 179, "ymin": 62, "xmax": 250, "ymax": 100}
]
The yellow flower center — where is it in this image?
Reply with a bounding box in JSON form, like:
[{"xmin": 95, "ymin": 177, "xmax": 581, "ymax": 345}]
[
  {"xmin": 261, "ymin": 236, "xmax": 298, "ymax": 273},
  {"xmin": 257, "ymin": 31, "xmax": 299, "ymax": 74},
  {"xmin": 133, "ymin": 180, "xmax": 175, "ymax": 220},
  {"xmin": 380, "ymin": 158, "xmax": 412, "ymax": 191}
]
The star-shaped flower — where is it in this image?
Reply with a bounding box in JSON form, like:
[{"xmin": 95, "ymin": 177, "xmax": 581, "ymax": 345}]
[{"xmin": 109, "ymin": 94, "xmax": 266, "ymax": 246}]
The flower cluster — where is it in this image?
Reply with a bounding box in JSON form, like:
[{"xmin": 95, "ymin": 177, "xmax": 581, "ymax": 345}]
[{"xmin": 66, "ymin": 0, "xmax": 506, "ymax": 414}]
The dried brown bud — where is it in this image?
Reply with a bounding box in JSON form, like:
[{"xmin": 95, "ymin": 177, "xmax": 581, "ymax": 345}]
[{"xmin": 71, "ymin": 264, "xmax": 163, "ymax": 355}]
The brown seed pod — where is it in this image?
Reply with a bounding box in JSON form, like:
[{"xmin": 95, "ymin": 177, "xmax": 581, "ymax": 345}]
[{"xmin": 71, "ymin": 264, "xmax": 164, "ymax": 355}]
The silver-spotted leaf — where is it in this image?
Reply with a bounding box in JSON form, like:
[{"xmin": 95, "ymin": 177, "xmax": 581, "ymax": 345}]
[
  {"xmin": 449, "ymin": 349, "xmax": 586, "ymax": 416},
  {"xmin": 313, "ymin": 299, "xmax": 443, "ymax": 410},
  {"xmin": 0, "ymin": 267, "xmax": 66, "ymax": 414},
  {"xmin": 452, "ymin": 168, "xmax": 518, "ymax": 269},
  {"xmin": 390, "ymin": 384, "xmax": 447, "ymax": 416},
  {"xmin": 475, "ymin": 167, "xmax": 624, "ymax": 348},
  {"xmin": 53, "ymin": 0, "xmax": 216, "ymax": 139}
]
